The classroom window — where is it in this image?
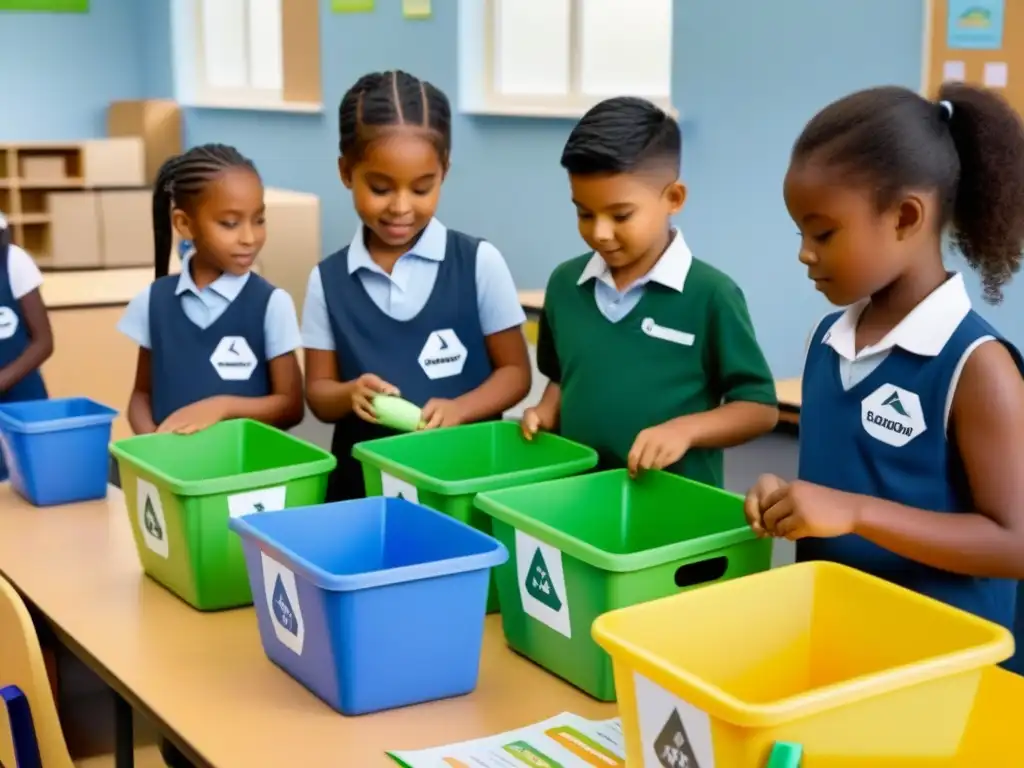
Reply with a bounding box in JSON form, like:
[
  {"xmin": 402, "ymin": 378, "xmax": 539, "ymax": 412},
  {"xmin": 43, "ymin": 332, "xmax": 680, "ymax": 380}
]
[
  {"xmin": 170, "ymin": 0, "xmax": 323, "ymax": 113},
  {"xmin": 459, "ymin": 0, "xmax": 674, "ymax": 118}
]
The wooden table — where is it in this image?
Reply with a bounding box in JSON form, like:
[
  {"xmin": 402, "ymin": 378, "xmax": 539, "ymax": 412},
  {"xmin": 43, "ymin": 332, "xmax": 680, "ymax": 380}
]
[
  {"xmin": 775, "ymin": 377, "xmax": 802, "ymax": 426},
  {"xmin": 0, "ymin": 487, "xmax": 614, "ymax": 767}
]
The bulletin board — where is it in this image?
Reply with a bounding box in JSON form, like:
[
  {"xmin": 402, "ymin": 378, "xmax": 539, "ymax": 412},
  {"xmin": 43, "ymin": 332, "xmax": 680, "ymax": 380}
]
[{"xmin": 924, "ymin": 0, "xmax": 1022, "ymax": 111}]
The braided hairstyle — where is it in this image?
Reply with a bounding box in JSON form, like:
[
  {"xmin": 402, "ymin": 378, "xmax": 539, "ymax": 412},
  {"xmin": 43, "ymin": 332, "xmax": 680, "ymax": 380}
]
[
  {"xmin": 792, "ymin": 83, "xmax": 1024, "ymax": 304},
  {"xmin": 152, "ymin": 144, "xmax": 259, "ymax": 279},
  {"xmin": 337, "ymin": 70, "xmax": 451, "ymax": 165}
]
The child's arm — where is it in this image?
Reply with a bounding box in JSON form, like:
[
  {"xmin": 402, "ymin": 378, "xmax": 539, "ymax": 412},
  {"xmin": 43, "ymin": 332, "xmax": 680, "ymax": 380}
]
[
  {"xmin": 157, "ymin": 289, "xmax": 305, "ymax": 434},
  {"xmin": 628, "ymin": 281, "xmax": 779, "ymax": 475},
  {"xmin": 127, "ymin": 348, "xmax": 157, "ymax": 435},
  {"xmin": 0, "ymin": 288, "xmax": 53, "ymax": 392},
  {"xmin": 755, "ymin": 341, "xmax": 1024, "ymax": 579},
  {"xmin": 522, "ymin": 308, "xmax": 561, "ymax": 438},
  {"xmin": 421, "ymin": 243, "xmax": 532, "ymax": 428}
]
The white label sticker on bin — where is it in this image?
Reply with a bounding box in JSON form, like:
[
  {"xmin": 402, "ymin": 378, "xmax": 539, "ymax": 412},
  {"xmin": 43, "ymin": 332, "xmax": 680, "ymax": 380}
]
[
  {"xmin": 227, "ymin": 485, "xmax": 287, "ymax": 518},
  {"xmin": 261, "ymin": 551, "xmax": 305, "ymax": 656},
  {"xmin": 380, "ymin": 472, "xmax": 418, "ymax": 503},
  {"xmin": 137, "ymin": 479, "xmax": 169, "ymax": 559},
  {"xmin": 634, "ymin": 672, "xmax": 714, "ymax": 768},
  {"xmin": 515, "ymin": 530, "xmax": 571, "ymax": 639}
]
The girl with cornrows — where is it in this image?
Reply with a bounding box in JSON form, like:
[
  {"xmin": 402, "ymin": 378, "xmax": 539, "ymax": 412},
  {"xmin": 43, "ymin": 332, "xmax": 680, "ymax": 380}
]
[
  {"xmin": 302, "ymin": 70, "xmax": 532, "ymax": 502},
  {"xmin": 118, "ymin": 143, "xmax": 304, "ymax": 437}
]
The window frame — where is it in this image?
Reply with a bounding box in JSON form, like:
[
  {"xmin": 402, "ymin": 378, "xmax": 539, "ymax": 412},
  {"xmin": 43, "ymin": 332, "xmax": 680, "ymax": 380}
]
[{"xmin": 472, "ymin": 0, "xmax": 675, "ymax": 119}]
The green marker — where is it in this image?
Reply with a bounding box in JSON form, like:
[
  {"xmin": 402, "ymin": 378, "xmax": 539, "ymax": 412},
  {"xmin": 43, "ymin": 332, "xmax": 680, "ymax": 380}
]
[
  {"xmin": 766, "ymin": 742, "xmax": 802, "ymax": 768},
  {"xmin": 373, "ymin": 394, "xmax": 424, "ymax": 432}
]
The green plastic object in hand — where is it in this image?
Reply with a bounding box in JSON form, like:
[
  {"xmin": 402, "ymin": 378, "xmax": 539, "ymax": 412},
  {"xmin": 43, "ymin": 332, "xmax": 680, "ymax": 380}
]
[
  {"xmin": 373, "ymin": 394, "xmax": 423, "ymax": 432},
  {"xmin": 766, "ymin": 742, "xmax": 803, "ymax": 768}
]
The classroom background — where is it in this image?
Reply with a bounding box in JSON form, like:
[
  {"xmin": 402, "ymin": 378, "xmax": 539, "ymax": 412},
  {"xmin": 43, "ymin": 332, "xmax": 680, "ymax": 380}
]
[{"xmin": 0, "ymin": 0, "xmax": 1019, "ymax": 765}]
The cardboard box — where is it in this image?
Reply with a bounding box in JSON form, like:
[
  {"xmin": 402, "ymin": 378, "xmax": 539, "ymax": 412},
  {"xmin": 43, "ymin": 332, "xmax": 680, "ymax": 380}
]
[
  {"xmin": 107, "ymin": 100, "xmax": 183, "ymax": 185},
  {"xmin": 99, "ymin": 190, "xmax": 154, "ymax": 268},
  {"xmin": 49, "ymin": 192, "xmax": 101, "ymax": 269}
]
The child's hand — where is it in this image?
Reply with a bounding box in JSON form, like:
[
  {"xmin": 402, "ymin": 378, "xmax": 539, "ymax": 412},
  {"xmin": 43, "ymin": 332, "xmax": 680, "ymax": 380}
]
[
  {"xmin": 351, "ymin": 374, "xmax": 400, "ymax": 424},
  {"xmin": 157, "ymin": 397, "xmax": 229, "ymax": 435},
  {"xmin": 420, "ymin": 398, "xmax": 465, "ymax": 430},
  {"xmin": 627, "ymin": 421, "xmax": 692, "ymax": 478},
  {"xmin": 761, "ymin": 480, "xmax": 858, "ymax": 540},
  {"xmin": 744, "ymin": 473, "xmax": 788, "ymax": 537},
  {"xmin": 521, "ymin": 406, "xmax": 554, "ymax": 441}
]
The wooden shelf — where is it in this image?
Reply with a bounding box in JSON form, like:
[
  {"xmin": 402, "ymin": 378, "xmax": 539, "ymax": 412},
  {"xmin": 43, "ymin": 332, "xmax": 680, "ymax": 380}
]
[{"xmin": 0, "ymin": 140, "xmax": 147, "ymax": 267}]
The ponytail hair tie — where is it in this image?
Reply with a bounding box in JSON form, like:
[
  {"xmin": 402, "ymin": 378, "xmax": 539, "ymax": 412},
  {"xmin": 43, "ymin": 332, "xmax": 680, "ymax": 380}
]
[{"xmin": 938, "ymin": 100, "xmax": 954, "ymax": 121}]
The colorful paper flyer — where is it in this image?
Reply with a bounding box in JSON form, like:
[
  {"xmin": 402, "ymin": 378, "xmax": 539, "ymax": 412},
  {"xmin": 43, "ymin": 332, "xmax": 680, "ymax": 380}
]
[
  {"xmin": 946, "ymin": 0, "xmax": 1004, "ymax": 50},
  {"xmin": 331, "ymin": 0, "xmax": 374, "ymax": 13},
  {"xmin": 0, "ymin": 0, "xmax": 88, "ymax": 10},
  {"xmin": 387, "ymin": 712, "xmax": 625, "ymax": 767},
  {"xmin": 402, "ymin": 0, "xmax": 431, "ymax": 19}
]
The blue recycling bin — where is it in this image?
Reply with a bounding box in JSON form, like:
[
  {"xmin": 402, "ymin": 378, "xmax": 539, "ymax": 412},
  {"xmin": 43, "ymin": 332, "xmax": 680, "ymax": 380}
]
[
  {"xmin": 0, "ymin": 397, "xmax": 117, "ymax": 506},
  {"xmin": 229, "ymin": 496, "xmax": 509, "ymax": 715}
]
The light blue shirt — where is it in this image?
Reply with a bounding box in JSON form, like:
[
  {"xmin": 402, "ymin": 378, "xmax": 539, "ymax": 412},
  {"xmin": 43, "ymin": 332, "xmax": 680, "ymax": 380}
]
[
  {"xmin": 577, "ymin": 229, "xmax": 693, "ymax": 323},
  {"xmin": 302, "ymin": 218, "xmax": 526, "ymax": 351},
  {"xmin": 117, "ymin": 256, "xmax": 302, "ymax": 361}
]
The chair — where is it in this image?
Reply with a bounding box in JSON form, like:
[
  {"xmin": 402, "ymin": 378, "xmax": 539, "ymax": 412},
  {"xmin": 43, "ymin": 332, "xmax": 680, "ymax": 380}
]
[{"xmin": 0, "ymin": 572, "xmax": 74, "ymax": 768}]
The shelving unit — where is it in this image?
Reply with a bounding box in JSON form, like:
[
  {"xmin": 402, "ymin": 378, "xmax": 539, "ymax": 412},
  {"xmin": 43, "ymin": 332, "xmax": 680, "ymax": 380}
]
[{"xmin": 0, "ymin": 139, "xmax": 149, "ymax": 269}]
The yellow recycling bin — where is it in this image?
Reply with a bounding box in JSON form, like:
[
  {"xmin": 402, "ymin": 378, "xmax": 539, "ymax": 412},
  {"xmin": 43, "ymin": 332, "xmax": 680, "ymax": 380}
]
[{"xmin": 592, "ymin": 561, "xmax": 1012, "ymax": 766}]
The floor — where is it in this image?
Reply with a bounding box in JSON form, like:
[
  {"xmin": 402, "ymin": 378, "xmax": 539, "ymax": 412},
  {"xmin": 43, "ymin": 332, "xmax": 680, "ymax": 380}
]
[{"xmin": 57, "ymin": 349, "xmax": 800, "ymax": 765}]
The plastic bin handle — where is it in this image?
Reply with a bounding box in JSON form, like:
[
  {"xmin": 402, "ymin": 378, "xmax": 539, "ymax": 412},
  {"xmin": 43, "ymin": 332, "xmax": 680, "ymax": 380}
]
[{"xmin": 674, "ymin": 555, "xmax": 728, "ymax": 589}]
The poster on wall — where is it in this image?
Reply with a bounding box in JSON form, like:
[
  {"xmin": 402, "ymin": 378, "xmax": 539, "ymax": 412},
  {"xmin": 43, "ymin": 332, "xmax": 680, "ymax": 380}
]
[
  {"xmin": 946, "ymin": 0, "xmax": 1005, "ymax": 50},
  {"xmin": 0, "ymin": 0, "xmax": 88, "ymax": 10},
  {"xmin": 332, "ymin": 0, "xmax": 374, "ymax": 12}
]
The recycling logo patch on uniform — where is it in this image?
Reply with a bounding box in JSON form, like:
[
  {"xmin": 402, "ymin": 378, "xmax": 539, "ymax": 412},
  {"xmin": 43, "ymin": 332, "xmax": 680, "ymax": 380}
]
[
  {"xmin": 210, "ymin": 335, "xmax": 258, "ymax": 382},
  {"xmin": 260, "ymin": 552, "xmax": 305, "ymax": 655},
  {"xmin": 137, "ymin": 478, "xmax": 169, "ymax": 559},
  {"xmin": 417, "ymin": 328, "xmax": 468, "ymax": 380},
  {"xmin": 0, "ymin": 306, "xmax": 19, "ymax": 341},
  {"xmin": 515, "ymin": 531, "xmax": 571, "ymax": 638},
  {"xmin": 861, "ymin": 383, "xmax": 927, "ymax": 448}
]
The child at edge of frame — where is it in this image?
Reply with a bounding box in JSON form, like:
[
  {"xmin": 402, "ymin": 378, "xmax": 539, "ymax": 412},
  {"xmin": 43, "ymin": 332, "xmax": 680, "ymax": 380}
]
[
  {"xmin": 522, "ymin": 96, "xmax": 779, "ymax": 487},
  {"xmin": 301, "ymin": 70, "xmax": 532, "ymax": 503},
  {"xmin": 744, "ymin": 83, "xmax": 1024, "ymax": 671}
]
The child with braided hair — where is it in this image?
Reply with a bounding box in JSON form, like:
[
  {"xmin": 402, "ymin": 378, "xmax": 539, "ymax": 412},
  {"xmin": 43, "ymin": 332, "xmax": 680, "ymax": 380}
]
[
  {"xmin": 118, "ymin": 143, "xmax": 304, "ymax": 437},
  {"xmin": 302, "ymin": 70, "xmax": 531, "ymax": 502}
]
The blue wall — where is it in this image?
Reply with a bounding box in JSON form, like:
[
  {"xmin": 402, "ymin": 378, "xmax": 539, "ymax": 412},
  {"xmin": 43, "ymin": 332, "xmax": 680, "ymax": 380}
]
[
  {"xmin": 0, "ymin": 0, "xmax": 144, "ymax": 139},
  {"xmin": 14, "ymin": 0, "xmax": 1009, "ymax": 379}
]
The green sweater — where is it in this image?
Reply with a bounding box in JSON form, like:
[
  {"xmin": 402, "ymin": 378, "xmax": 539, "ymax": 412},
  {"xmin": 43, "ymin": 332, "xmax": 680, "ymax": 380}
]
[{"xmin": 537, "ymin": 253, "xmax": 777, "ymax": 488}]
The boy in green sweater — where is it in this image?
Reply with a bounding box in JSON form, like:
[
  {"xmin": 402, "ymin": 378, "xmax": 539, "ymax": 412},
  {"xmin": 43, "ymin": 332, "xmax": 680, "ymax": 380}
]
[{"xmin": 522, "ymin": 96, "xmax": 778, "ymax": 487}]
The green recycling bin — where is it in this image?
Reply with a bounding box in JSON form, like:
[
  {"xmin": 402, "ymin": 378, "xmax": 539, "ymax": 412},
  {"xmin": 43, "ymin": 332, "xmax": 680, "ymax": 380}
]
[
  {"xmin": 474, "ymin": 469, "xmax": 773, "ymax": 701},
  {"xmin": 352, "ymin": 420, "xmax": 598, "ymax": 613},
  {"xmin": 110, "ymin": 419, "xmax": 336, "ymax": 611}
]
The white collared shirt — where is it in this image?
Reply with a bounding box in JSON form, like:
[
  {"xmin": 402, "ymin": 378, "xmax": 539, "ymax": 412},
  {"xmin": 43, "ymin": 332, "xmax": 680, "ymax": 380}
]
[
  {"xmin": 577, "ymin": 230, "xmax": 694, "ymax": 323},
  {"xmin": 301, "ymin": 218, "xmax": 525, "ymax": 351},
  {"xmin": 818, "ymin": 272, "xmax": 973, "ymax": 390},
  {"xmin": 118, "ymin": 254, "xmax": 301, "ymax": 360}
]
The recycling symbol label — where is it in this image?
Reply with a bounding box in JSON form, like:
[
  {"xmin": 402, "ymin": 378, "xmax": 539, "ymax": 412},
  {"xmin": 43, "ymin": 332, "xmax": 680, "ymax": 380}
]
[
  {"xmin": 227, "ymin": 485, "xmax": 287, "ymax": 519},
  {"xmin": 417, "ymin": 328, "xmax": 468, "ymax": 380},
  {"xmin": 209, "ymin": 335, "xmax": 258, "ymax": 382},
  {"xmin": 260, "ymin": 552, "xmax": 304, "ymax": 655},
  {"xmin": 381, "ymin": 472, "xmax": 419, "ymax": 503},
  {"xmin": 635, "ymin": 672, "xmax": 714, "ymax": 767},
  {"xmin": 515, "ymin": 531, "xmax": 571, "ymax": 638},
  {"xmin": 0, "ymin": 306, "xmax": 19, "ymax": 340},
  {"xmin": 137, "ymin": 479, "xmax": 169, "ymax": 559},
  {"xmin": 525, "ymin": 548, "xmax": 562, "ymax": 611}
]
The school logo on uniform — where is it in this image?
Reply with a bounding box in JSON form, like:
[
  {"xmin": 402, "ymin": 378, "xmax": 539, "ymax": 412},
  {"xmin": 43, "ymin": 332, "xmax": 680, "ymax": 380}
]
[
  {"xmin": 0, "ymin": 306, "xmax": 19, "ymax": 341},
  {"xmin": 861, "ymin": 384, "xmax": 927, "ymax": 447},
  {"xmin": 209, "ymin": 336, "xmax": 257, "ymax": 381},
  {"xmin": 418, "ymin": 329, "xmax": 467, "ymax": 380}
]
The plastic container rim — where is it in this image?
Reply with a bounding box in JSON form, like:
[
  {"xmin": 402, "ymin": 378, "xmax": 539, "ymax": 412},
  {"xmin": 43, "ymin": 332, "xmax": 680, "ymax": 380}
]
[
  {"xmin": 591, "ymin": 561, "xmax": 1015, "ymax": 728},
  {"xmin": 474, "ymin": 468, "xmax": 763, "ymax": 572},
  {"xmin": 229, "ymin": 497, "xmax": 510, "ymax": 591},
  {"xmin": 0, "ymin": 397, "xmax": 118, "ymax": 435},
  {"xmin": 108, "ymin": 418, "xmax": 338, "ymax": 497},
  {"xmin": 351, "ymin": 421, "xmax": 598, "ymax": 496}
]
